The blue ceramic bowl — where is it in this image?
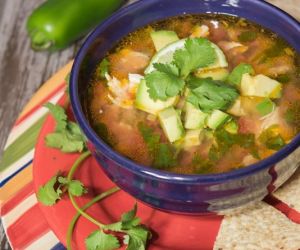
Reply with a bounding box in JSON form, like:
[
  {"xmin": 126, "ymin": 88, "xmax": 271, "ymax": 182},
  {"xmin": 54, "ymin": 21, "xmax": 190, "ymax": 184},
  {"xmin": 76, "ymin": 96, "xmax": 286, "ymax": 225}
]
[{"xmin": 70, "ymin": 0, "xmax": 300, "ymax": 214}]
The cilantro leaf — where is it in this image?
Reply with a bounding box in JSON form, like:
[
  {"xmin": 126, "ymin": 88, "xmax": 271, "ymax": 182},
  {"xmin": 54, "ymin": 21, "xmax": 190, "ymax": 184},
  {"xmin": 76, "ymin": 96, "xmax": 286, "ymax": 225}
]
[
  {"xmin": 85, "ymin": 230, "xmax": 120, "ymax": 250},
  {"xmin": 238, "ymin": 31, "xmax": 257, "ymax": 42},
  {"xmin": 45, "ymin": 130, "xmax": 85, "ymax": 153},
  {"xmin": 153, "ymin": 63, "xmax": 179, "ymax": 76},
  {"xmin": 137, "ymin": 123, "xmax": 160, "ymax": 153},
  {"xmin": 98, "ymin": 204, "xmax": 151, "ymax": 250},
  {"xmin": 97, "ymin": 58, "xmax": 110, "ymax": 79},
  {"xmin": 37, "ymin": 175, "xmax": 62, "ymax": 206},
  {"xmin": 145, "ymin": 63, "xmax": 185, "ymax": 101},
  {"xmin": 191, "ymin": 153, "xmax": 213, "ymax": 174},
  {"xmin": 126, "ymin": 226, "xmax": 150, "ymax": 250},
  {"xmin": 121, "ymin": 203, "xmax": 140, "ymax": 229},
  {"xmin": 209, "ymin": 128, "xmax": 258, "ymax": 162},
  {"xmin": 227, "ymin": 63, "xmax": 254, "ymax": 86},
  {"xmin": 187, "ymin": 78, "xmax": 239, "ymax": 112},
  {"xmin": 285, "ymin": 102, "xmax": 300, "ymax": 132},
  {"xmin": 68, "ymin": 180, "xmax": 87, "ymax": 196},
  {"xmin": 58, "ymin": 176, "xmax": 86, "ymax": 196},
  {"xmin": 138, "ymin": 123, "xmax": 177, "ymax": 169},
  {"xmin": 153, "ymin": 144, "xmax": 177, "ymax": 169},
  {"xmin": 38, "ymin": 175, "xmax": 87, "ymax": 206},
  {"xmin": 122, "ymin": 203, "xmax": 137, "ymax": 222},
  {"xmin": 44, "ymin": 103, "xmax": 67, "ymax": 131},
  {"xmin": 173, "ymin": 38, "xmax": 216, "ymax": 78},
  {"xmin": 44, "ymin": 103, "xmax": 86, "ymax": 153}
]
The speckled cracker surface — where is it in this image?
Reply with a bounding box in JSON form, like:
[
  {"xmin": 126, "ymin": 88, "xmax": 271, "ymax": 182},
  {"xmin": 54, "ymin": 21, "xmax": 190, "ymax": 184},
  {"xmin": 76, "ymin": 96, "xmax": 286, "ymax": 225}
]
[{"xmin": 214, "ymin": 168, "xmax": 300, "ymax": 250}]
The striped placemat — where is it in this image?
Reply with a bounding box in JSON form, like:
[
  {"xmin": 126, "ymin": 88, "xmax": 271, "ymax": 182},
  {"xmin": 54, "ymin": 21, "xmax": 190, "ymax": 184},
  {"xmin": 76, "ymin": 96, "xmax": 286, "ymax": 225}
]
[
  {"xmin": 0, "ymin": 62, "xmax": 72, "ymax": 250},
  {"xmin": 1, "ymin": 61, "xmax": 300, "ymax": 250}
]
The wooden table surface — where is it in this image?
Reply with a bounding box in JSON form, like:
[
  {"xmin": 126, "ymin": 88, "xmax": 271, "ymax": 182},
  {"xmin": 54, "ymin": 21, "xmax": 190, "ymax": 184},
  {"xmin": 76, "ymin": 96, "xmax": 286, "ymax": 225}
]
[{"xmin": 0, "ymin": 0, "xmax": 299, "ymax": 249}]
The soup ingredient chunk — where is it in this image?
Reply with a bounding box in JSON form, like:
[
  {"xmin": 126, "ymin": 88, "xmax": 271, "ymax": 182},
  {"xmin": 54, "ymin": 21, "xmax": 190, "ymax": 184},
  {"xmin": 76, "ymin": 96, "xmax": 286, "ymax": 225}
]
[{"xmin": 150, "ymin": 30, "xmax": 179, "ymax": 51}]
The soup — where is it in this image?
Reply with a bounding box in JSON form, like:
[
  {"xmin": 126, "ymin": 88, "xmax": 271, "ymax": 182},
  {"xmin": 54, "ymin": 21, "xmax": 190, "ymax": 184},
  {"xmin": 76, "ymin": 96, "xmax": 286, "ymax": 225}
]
[{"xmin": 86, "ymin": 14, "xmax": 300, "ymax": 175}]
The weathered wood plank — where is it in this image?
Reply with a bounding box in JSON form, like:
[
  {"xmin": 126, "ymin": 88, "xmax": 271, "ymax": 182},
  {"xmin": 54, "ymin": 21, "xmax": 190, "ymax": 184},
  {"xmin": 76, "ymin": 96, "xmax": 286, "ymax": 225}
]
[{"xmin": 0, "ymin": 0, "xmax": 78, "ymax": 156}]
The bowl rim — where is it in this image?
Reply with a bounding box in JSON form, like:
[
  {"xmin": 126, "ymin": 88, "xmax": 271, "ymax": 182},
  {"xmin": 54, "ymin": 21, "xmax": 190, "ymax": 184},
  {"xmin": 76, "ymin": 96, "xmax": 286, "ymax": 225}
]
[{"xmin": 70, "ymin": 0, "xmax": 300, "ymax": 184}]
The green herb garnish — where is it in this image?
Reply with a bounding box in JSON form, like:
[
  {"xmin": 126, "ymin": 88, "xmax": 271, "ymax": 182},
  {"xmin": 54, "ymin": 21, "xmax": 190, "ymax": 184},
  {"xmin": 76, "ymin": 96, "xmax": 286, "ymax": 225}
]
[
  {"xmin": 227, "ymin": 63, "xmax": 254, "ymax": 86},
  {"xmin": 285, "ymin": 102, "xmax": 300, "ymax": 132},
  {"xmin": 192, "ymin": 153, "xmax": 213, "ymax": 174},
  {"xmin": 99, "ymin": 204, "xmax": 150, "ymax": 250},
  {"xmin": 86, "ymin": 230, "xmax": 120, "ymax": 250},
  {"xmin": 138, "ymin": 122, "xmax": 177, "ymax": 169},
  {"xmin": 145, "ymin": 63, "xmax": 185, "ymax": 101},
  {"xmin": 209, "ymin": 128, "xmax": 258, "ymax": 162},
  {"xmin": 260, "ymin": 39, "xmax": 287, "ymax": 63},
  {"xmin": 186, "ymin": 78, "xmax": 239, "ymax": 113},
  {"xmin": 145, "ymin": 38, "xmax": 217, "ymax": 101},
  {"xmin": 38, "ymin": 151, "xmax": 151, "ymax": 250},
  {"xmin": 37, "ymin": 174, "xmax": 86, "ymax": 206},
  {"xmin": 94, "ymin": 122, "xmax": 112, "ymax": 145},
  {"xmin": 275, "ymin": 74, "xmax": 290, "ymax": 83},
  {"xmin": 238, "ymin": 31, "xmax": 257, "ymax": 42},
  {"xmin": 97, "ymin": 58, "xmax": 110, "ymax": 79},
  {"xmin": 265, "ymin": 135, "xmax": 286, "ymax": 150},
  {"xmin": 37, "ymin": 175, "xmax": 62, "ymax": 206},
  {"xmin": 44, "ymin": 103, "xmax": 86, "ymax": 153},
  {"xmin": 173, "ymin": 38, "xmax": 216, "ymax": 78},
  {"xmin": 153, "ymin": 144, "xmax": 177, "ymax": 169}
]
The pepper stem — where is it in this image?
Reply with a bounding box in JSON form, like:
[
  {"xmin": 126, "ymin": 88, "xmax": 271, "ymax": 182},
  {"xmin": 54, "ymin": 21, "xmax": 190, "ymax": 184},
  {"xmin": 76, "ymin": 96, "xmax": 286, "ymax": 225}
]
[{"xmin": 30, "ymin": 30, "xmax": 53, "ymax": 50}]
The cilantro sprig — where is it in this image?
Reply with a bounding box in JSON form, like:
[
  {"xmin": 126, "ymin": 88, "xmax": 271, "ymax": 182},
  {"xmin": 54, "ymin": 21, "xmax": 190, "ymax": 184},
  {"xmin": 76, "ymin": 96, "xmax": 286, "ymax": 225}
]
[
  {"xmin": 44, "ymin": 103, "xmax": 86, "ymax": 153},
  {"xmin": 173, "ymin": 38, "xmax": 216, "ymax": 78},
  {"xmin": 39, "ymin": 101, "xmax": 151, "ymax": 250},
  {"xmin": 87, "ymin": 204, "xmax": 151, "ymax": 250},
  {"xmin": 38, "ymin": 150, "xmax": 151, "ymax": 250},
  {"xmin": 145, "ymin": 38, "xmax": 217, "ymax": 102},
  {"xmin": 37, "ymin": 174, "xmax": 86, "ymax": 206},
  {"xmin": 97, "ymin": 58, "xmax": 110, "ymax": 79},
  {"xmin": 145, "ymin": 63, "xmax": 185, "ymax": 101},
  {"xmin": 208, "ymin": 128, "xmax": 259, "ymax": 162},
  {"xmin": 187, "ymin": 77, "xmax": 239, "ymax": 113}
]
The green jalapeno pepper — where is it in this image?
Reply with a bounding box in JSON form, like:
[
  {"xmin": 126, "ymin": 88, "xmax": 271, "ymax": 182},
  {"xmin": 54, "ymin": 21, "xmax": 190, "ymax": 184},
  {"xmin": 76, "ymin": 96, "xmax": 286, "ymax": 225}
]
[{"xmin": 26, "ymin": 0, "xmax": 124, "ymax": 51}]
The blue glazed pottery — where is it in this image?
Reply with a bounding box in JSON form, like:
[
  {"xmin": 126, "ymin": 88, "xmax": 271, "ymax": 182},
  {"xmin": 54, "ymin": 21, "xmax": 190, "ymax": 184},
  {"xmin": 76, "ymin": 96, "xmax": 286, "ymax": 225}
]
[{"xmin": 70, "ymin": 0, "xmax": 300, "ymax": 214}]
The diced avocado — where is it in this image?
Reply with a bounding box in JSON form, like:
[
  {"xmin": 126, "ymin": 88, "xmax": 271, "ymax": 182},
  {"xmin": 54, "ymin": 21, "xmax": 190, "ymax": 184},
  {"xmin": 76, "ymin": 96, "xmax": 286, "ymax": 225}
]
[
  {"xmin": 195, "ymin": 68, "xmax": 229, "ymax": 81},
  {"xmin": 228, "ymin": 96, "xmax": 274, "ymax": 117},
  {"xmin": 150, "ymin": 30, "xmax": 179, "ymax": 51},
  {"xmin": 256, "ymin": 98, "xmax": 275, "ymax": 116},
  {"xmin": 227, "ymin": 63, "xmax": 254, "ymax": 86},
  {"xmin": 241, "ymin": 73, "xmax": 282, "ymax": 98},
  {"xmin": 176, "ymin": 109, "xmax": 182, "ymax": 117},
  {"xmin": 135, "ymin": 80, "xmax": 178, "ymax": 115},
  {"xmin": 158, "ymin": 107, "xmax": 185, "ymax": 143},
  {"xmin": 207, "ymin": 110, "xmax": 230, "ymax": 130},
  {"xmin": 224, "ymin": 120, "xmax": 239, "ymax": 134},
  {"xmin": 184, "ymin": 102, "xmax": 208, "ymax": 129},
  {"xmin": 182, "ymin": 129, "xmax": 203, "ymax": 148},
  {"xmin": 227, "ymin": 96, "xmax": 246, "ymax": 117}
]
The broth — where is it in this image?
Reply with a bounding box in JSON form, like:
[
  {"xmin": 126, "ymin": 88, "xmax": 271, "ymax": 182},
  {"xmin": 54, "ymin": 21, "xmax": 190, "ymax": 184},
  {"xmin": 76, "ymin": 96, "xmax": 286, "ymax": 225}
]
[{"xmin": 86, "ymin": 14, "xmax": 300, "ymax": 174}]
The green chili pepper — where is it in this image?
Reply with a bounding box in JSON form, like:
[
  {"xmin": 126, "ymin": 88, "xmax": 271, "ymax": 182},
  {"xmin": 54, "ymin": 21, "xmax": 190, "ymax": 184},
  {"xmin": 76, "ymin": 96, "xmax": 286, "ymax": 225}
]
[{"xmin": 26, "ymin": 0, "xmax": 124, "ymax": 51}]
